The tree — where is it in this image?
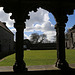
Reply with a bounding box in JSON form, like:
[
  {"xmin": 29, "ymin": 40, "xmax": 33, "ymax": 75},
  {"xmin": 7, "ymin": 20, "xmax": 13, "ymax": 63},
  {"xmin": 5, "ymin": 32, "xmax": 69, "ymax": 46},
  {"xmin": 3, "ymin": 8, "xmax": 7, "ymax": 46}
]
[
  {"xmin": 30, "ymin": 33, "xmax": 50, "ymax": 44},
  {"xmin": 30, "ymin": 33, "xmax": 40, "ymax": 44},
  {"xmin": 39, "ymin": 34, "xmax": 47, "ymax": 43}
]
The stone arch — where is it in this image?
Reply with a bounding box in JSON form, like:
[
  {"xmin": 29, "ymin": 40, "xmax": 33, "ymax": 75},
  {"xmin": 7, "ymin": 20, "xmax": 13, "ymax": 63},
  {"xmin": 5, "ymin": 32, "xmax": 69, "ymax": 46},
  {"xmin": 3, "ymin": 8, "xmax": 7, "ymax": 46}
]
[
  {"xmin": 25, "ymin": 7, "xmax": 56, "ymax": 43},
  {"xmin": 0, "ymin": 1, "xmax": 74, "ymax": 72}
]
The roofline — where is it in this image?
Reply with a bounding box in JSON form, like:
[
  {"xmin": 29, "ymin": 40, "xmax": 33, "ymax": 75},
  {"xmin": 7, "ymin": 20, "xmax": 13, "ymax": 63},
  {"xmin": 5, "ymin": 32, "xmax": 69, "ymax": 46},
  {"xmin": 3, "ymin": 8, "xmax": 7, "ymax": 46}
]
[
  {"xmin": 0, "ymin": 26, "xmax": 14, "ymax": 35},
  {"xmin": 0, "ymin": 21, "xmax": 14, "ymax": 35}
]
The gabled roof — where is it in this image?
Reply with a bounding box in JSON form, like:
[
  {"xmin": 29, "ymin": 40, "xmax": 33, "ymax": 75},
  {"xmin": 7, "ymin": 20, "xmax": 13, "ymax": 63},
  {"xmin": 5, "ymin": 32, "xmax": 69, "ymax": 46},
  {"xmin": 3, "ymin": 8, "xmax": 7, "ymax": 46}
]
[{"xmin": 0, "ymin": 21, "xmax": 14, "ymax": 35}]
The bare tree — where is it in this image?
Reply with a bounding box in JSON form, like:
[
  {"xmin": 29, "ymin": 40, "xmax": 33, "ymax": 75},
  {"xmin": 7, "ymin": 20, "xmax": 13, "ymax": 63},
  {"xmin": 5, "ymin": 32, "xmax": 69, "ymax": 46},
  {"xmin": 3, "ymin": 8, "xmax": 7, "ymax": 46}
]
[
  {"xmin": 39, "ymin": 34, "xmax": 47, "ymax": 43},
  {"xmin": 30, "ymin": 33, "xmax": 40, "ymax": 44},
  {"xmin": 30, "ymin": 33, "xmax": 50, "ymax": 44}
]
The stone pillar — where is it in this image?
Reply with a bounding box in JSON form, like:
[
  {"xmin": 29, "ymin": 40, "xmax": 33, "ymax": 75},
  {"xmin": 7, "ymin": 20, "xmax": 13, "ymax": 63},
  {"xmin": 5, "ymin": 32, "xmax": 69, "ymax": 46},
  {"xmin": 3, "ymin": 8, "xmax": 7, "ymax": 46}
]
[
  {"xmin": 53, "ymin": 8, "xmax": 71, "ymax": 70},
  {"xmin": 55, "ymin": 23, "xmax": 70, "ymax": 70},
  {"xmin": 13, "ymin": 22, "xmax": 27, "ymax": 72}
]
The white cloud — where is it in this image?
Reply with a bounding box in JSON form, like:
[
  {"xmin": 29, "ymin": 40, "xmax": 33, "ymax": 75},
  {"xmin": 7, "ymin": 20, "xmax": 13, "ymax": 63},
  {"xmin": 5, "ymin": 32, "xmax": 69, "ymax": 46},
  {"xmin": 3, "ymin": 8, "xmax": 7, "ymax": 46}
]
[
  {"xmin": 44, "ymin": 31, "xmax": 56, "ymax": 42},
  {"xmin": 25, "ymin": 7, "xmax": 56, "ymax": 41},
  {"xmin": 34, "ymin": 21, "xmax": 55, "ymax": 32},
  {"xmin": 25, "ymin": 7, "xmax": 49, "ymax": 28},
  {"xmin": 0, "ymin": 7, "xmax": 56, "ymax": 42},
  {"xmin": 41, "ymin": 21, "xmax": 55, "ymax": 31},
  {"xmin": 0, "ymin": 7, "xmax": 15, "ymax": 28},
  {"xmin": 43, "ymin": 13, "xmax": 50, "ymax": 22},
  {"xmin": 0, "ymin": 7, "xmax": 15, "ymax": 40}
]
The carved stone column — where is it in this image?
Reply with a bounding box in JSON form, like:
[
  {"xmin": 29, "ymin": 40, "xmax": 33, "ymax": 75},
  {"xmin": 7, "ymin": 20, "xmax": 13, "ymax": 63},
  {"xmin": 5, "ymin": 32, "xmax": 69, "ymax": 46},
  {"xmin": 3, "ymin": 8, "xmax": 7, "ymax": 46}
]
[
  {"xmin": 55, "ymin": 23, "xmax": 70, "ymax": 70},
  {"xmin": 52, "ymin": 8, "xmax": 71, "ymax": 70},
  {"xmin": 13, "ymin": 22, "xmax": 27, "ymax": 72}
]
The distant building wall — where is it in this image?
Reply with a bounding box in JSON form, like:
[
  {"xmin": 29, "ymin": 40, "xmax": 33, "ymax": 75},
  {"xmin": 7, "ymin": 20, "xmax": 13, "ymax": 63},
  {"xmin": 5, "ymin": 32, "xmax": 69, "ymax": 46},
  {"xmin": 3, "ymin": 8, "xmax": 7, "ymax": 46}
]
[
  {"xmin": 65, "ymin": 25, "xmax": 75, "ymax": 49},
  {"xmin": 65, "ymin": 40, "xmax": 70, "ymax": 49},
  {"xmin": 0, "ymin": 25, "xmax": 14, "ymax": 59}
]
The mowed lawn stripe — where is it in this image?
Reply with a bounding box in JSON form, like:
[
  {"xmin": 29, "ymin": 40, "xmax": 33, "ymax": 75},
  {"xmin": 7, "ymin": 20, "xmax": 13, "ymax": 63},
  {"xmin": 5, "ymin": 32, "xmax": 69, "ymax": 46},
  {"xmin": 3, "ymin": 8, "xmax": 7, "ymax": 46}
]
[
  {"xmin": 0, "ymin": 50, "xmax": 75, "ymax": 66},
  {"xmin": 24, "ymin": 50, "xmax": 57, "ymax": 66}
]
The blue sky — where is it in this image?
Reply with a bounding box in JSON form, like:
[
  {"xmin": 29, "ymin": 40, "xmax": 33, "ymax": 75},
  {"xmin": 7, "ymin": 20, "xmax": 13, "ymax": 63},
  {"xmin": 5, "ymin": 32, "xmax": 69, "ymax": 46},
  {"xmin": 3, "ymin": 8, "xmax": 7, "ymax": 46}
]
[
  {"xmin": 0, "ymin": 7, "xmax": 75, "ymax": 41},
  {"xmin": 49, "ymin": 10, "xmax": 75, "ymax": 32},
  {"xmin": 49, "ymin": 13, "xmax": 56, "ymax": 25},
  {"xmin": 24, "ymin": 9, "xmax": 75, "ymax": 41},
  {"xmin": 66, "ymin": 10, "xmax": 75, "ymax": 31}
]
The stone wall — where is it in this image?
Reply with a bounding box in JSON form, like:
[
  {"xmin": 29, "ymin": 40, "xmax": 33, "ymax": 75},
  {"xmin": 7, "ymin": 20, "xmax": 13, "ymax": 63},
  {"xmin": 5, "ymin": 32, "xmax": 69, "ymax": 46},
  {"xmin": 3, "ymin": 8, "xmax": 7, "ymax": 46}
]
[
  {"xmin": 0, "ymin": 26, "xmax": 14, "ymax": 59},
  {"xmin": 65, "ymin": 27, "xmax": 75, "ymax": 49}
]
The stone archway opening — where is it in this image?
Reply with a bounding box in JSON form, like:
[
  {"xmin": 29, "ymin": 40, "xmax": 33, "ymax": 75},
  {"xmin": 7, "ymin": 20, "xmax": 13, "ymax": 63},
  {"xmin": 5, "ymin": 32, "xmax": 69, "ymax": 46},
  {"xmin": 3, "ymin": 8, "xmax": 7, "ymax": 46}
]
[
  {"xmin": 65, "ymin": 10, "xmax": 75, "ymax": 66},
  {"xmin": 23, "ymin": 7, "xmax": 57, "ymax": 68},
  {"xmin": 0, "ymin": 7, "xmax": 15, "ymax": 59},
  {"xmin": 24, "ymin": 7, "xmax": 56, "ymax": 43},
  {"xmin": 0, "ymin": 1, "xmax": 74, "ymax": 72}
]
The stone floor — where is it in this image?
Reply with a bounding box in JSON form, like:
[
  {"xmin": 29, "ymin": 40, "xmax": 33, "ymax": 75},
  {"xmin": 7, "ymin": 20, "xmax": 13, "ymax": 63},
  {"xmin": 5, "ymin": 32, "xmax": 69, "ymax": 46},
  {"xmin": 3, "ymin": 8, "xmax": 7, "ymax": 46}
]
[
  {"xmin": 0, "ymin": 65, "xmax": 58, "ymax": 72},
  {"xmin": 0, "ymin": 64, "xmax": 75, "ymax": 72}
]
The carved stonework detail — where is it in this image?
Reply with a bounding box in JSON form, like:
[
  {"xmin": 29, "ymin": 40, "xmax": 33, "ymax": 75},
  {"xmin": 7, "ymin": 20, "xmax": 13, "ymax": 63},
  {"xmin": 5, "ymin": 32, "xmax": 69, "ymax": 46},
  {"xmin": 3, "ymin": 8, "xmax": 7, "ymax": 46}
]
[{"xmin": 54, "ymin": 9, "xmax": 70, "ymax": 69}]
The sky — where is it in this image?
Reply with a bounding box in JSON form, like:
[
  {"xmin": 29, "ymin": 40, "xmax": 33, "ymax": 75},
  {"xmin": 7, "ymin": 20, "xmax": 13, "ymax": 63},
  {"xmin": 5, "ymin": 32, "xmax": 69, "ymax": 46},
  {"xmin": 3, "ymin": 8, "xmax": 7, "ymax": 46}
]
[{"xmin": 0, "ymin": 7, "xmax": 75, "ymax": 42}]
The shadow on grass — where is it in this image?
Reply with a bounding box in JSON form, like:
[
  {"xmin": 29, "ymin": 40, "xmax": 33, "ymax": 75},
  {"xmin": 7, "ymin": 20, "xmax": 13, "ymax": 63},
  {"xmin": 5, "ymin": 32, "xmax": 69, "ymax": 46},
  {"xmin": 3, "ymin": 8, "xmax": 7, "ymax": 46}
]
[{"xmin": 0, "ymin": 52, "xmax": 15, "ymax": 60}]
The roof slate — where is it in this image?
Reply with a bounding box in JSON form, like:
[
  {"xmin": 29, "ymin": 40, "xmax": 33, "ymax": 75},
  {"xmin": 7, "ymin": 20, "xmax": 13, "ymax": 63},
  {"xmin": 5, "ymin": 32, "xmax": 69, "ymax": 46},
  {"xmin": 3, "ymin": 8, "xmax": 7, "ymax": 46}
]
[{"xmin": 0, "ymin": 21, "xmax": 14, "ymax": 35}]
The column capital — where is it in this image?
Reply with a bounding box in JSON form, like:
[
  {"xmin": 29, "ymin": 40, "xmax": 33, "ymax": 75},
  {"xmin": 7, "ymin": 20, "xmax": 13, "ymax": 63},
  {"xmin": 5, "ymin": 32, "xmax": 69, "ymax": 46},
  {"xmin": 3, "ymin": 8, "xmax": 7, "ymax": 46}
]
[
  {"xmin": 55, "ymin": 22, "xmax": 66, "ymax": 30},
  {"xmin": 14, "ymin": 22, "xmax": 26, "ymax": 29},
  {"xmin": 52, "ymin": 8, "xmax": 68, "ymax": 24}
]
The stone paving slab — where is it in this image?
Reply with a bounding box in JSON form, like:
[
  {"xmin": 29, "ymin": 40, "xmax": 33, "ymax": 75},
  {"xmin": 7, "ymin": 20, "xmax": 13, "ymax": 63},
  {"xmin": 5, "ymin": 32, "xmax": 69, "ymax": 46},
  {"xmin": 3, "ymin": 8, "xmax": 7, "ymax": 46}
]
[
  {"xmin": 0, "ymin": 66, "xmax": 13, "ymax": 72},
  {"xmin": 0, "ymin": 64, "xmax": 75, "ymax": 72},
  {"xmin": 27, "ymin": 65, "xmax": 59, "ymax": 71},
  {"xmin": 0, "ymin": 65, "xmax": 59, "ymax": 72}
]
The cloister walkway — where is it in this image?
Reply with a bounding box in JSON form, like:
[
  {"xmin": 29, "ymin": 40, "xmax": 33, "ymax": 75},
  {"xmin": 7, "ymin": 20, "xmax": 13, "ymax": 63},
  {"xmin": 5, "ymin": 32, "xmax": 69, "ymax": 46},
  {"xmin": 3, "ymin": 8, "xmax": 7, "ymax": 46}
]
[
  {"xmin": 0, "ymin": 0, "xmax": 75, "ymax": 72},
  {"xmin": 0, "ymin": 64, "xmax": 75, "ymax": 72}
]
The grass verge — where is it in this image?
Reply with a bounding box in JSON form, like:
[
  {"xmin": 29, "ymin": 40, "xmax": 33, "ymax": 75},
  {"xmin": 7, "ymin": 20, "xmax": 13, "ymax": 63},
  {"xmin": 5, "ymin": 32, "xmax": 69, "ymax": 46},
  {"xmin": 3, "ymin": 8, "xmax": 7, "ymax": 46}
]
[{"xmin": 0, "ymin": 49, "xmax": 75, "ymax": 66}]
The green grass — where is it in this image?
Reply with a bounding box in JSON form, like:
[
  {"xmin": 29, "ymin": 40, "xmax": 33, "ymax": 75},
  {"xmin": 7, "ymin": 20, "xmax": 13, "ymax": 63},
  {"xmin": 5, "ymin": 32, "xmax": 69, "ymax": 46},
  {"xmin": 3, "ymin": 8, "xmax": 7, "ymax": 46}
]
[
  {"xmin": 0, "ymin": 53, "xmax": 15, "ymax": 66},
  {"xmin": 0, "ymin": 49, "xmax": 75, "ymax": 66},
  {"xmin": 66, "ymin": 49, "xmax": 75, "ymax": 64},
  {"xmin": 24, "ymin": 50, "xmax": 57, "ymax": 66}
]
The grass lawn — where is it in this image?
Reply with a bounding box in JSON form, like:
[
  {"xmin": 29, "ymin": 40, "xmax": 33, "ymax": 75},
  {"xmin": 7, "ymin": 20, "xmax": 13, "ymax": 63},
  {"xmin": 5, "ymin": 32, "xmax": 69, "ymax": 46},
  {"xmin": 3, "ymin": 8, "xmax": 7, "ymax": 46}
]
[{"xmin": 0, "ymin": 49, "xmax": 75, "ymax": 66}]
